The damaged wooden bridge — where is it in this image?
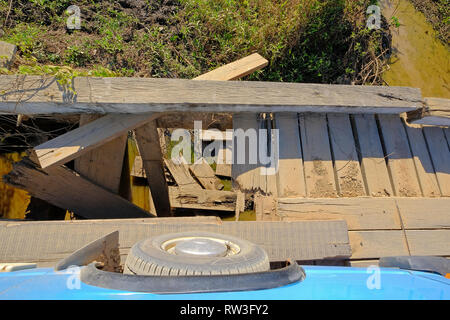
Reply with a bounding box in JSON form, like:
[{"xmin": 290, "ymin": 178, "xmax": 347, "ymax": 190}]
[{"xmin": 0, "ymin": 53, "xmax": 449, "ymax": 267}]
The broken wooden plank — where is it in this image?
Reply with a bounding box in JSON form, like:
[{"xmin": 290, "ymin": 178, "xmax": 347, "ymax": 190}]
[
  {"xmin": 130, "ymin": 155, "xmax": 145, "ymax": 178},
  {"xmin": 377, "ymin": 115, "xmax": 422, "ymax": 197},
  {"xmin": 299, "ymin": 114, "xmax": 337, "ymax": 198},
  {"xmin": 164, "ymin": 158, "xmax": 202, "ymax": 190},
  {"xmin": 274, "ymin": 113, "xmax": 306, "ymax": 197},
  {"xmin": 2, "ymin": 158, "xmax": 150, "ymax": 219},
  {"xmin": 74, "ymin": 114, "xmax": 127, "ymax": 193},
  {"xmin": 422, "ymin": 126, "xmax": 450, "ymax": 196},
  {"xmin": 169, "ymin": 187, "xmax": 242, "ymax": 212},
  {"xmin": 396, "ymin": 198, "xmax": 450, "ymax": 229},
  {"xmin": 403, "ymin": 124, "xmax": 441, "ymax": 197},
  {"xmin": 327, "ymin": 114, "xmax": 366, "ymax": 197},
  {"xmin": 189, "ymin": 158, "xmax": 224, "ymax": 190},
  {"xmin": 348, "ymin": 231, "xmax": 409, "ymax": 259},
  {"xmin": 405, "ymin": 230, "xmax": 450, "ymax": 256},
  {"xmin": 135, "ymin": 120, "xmax": 172, "ymax": 216},
  {"xmin": 353, "ymin": 114, "xmax": 393, "ymax": 197},
  {"xmin": 0, "ymin": 75, "xmax": 422, "ymax": 115},
  {"xmin": 31, "ymin": 113, "xmax": 159, "ymax": 169},
  {"xmin": 408, "ymin": 97, "xmax": 450, "ymax": 126},
  {"xmin": 194, "ymin": 53, "xmax": 268, "ymax": 81},
  {"xmin": 277, "ymin": 197, "xmax": 401, "ymax": 230}
]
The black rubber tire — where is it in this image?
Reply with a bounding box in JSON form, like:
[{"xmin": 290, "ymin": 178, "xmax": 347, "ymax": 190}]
[{"xmin": 123, "ymin": 231, "xmax": 270, "ymax": 276}]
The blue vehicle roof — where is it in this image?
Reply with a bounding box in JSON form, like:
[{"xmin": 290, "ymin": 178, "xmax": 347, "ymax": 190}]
[{"xmin": 0, "ymin": 265, "xmax": 449, "ymax": 300}]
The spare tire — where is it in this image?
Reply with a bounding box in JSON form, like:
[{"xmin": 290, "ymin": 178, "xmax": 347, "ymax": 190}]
[{"xmin": 124, "ymin": 231, "xmax": 270, "ymax": 276}]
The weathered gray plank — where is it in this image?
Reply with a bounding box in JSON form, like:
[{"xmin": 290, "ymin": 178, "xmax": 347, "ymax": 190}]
[
  {"xmin": 277, "ymin": 197, "xmax": 401, "ymax": 230},
  {"xmin": 0, "ymin": 218, "xmax": 351, "ymax": 265},
  {"xmin": 274, "ymin": 113, "xmax": 306, "ymax": 197},
  {"xmin": 169, "ymin": 187, "xmax": 240, "ymax": 212},
  {"xmin": 353, "ymin": 114, "xmax": 393, "ymax": 197},
  {"xmin": 2, "ymin": 159, "xmax": 150, "ymax": 219},
  {"xmin": 190, "ymin": 158, "xmax": 224, "ymax": 190},
  {"xmin": 423, "ymin": 126, "xmax": 450, "ymax": 196},
  {"xmin": 406, "ymin": 230, "xmax": 450, "ymax": 256},
  {"xmin": 74, "ymin": 114, "xmax": 127, "ymax": 194},
  {"xmin": 378, "ymin": 115, "xmax": 422, "ymax": 196},
  {"xmin": 396, "ymin": 198, "xmax": 450, "ymax": 229},
  {"xmin": 349, "ymin": 231, "xmax": 409, "ymax": 259},
  {"xmin": 404, "ymin": 124, "xmax": 441, "ymax": 197},
  {"xmin": 164, "ymin": 158, "xmax": 202, "ymax": 190},
  {"xmin": 0, "ymin": 75, "xmax": 422, "ymax": 115},
  {"xmin": 409, "ymin": 97, "xmax": 450, "ymax": 126},
  {"xmin": 299, "ymin": 114, "xmax": 337, "ymax": 198},
  {"xmin": 327, "ymin": 114, "xmax": 366, "ymax": 197},
  {"xmin": 31, "ymin": 113, "xmax": 159, "ymax": 169}
]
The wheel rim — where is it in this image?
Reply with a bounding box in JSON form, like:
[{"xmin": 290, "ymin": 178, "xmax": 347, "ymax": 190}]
[{"xmin": 161, "ymin": 236, "xmax": 241, "ymax": 257}]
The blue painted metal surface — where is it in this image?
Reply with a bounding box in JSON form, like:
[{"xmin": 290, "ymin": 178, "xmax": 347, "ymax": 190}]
[{"xmin": 0, "ymin": 265, "xmax": 449, "ymax": 300}]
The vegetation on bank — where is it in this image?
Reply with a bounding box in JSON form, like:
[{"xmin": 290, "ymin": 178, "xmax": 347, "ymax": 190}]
[
  {"xmin": 409, "ymin": 0, "xmax": 449, "ymax": 44},
  {"xmin": 1, "ymin": 0, "xmax": 389, "ymax": 85}
]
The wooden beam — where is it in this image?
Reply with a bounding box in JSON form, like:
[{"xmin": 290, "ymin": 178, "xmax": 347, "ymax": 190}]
[
  {"xmin": 135, "ymin": 120, "xmax": 172, "ymax": 216},
  {"xmin": 31, "ymin": 113, "xmax": 159, "ymax": 169},
  {"xmin": 353, "ymin": 114, "xmax": 393, "ymax": 197},
  {"xmin": 277, "ymin": 197, "xmax": 401, "ymax": 230},
  {"xmin": 168, "ymin": 187, "xmax": 242, "ymax": 212},
  {"xmin": 194, "ymin": 53, "xmax": 268, "ymax": 81},
  {"xmin": 299, "ymin": 114, "xmax": 337, "ymax": 198},
  {"xmin": 0, "ymin": 75, "xmax": 422, "ymax": 115},
  {"xmin": 2, "ymin": 159, "xmax": 150, "ymax": 219},
  {"xmin": 189, "ymin": 158, "xmax": 224, "ymax": 190},
  {"xmin": 74, "ymin": 114, "xmax": 127, "ymax": 193},
  {"xmin": 408, "ymin": 97, "xmax": 450, "ymax": 126}
]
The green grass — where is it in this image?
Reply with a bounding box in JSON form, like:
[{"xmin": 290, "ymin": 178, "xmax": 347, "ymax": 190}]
[{"xmin": 0, "ymin": 0, "xmax": 388, "ymax": 84}]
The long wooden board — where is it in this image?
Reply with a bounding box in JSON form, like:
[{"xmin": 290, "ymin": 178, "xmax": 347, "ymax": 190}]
[
  {"xmin": 135, "ymin": 120, "xmax": 172, "ymax": 216},
  {"xmin": 74, "ymin": 114, "xmax": 127, "ymax": 193},
  {"xmin": 327, "ymin": 114, "xmax": 366, "ymax": 197},
  {"xmin": 2, "ymin": 159, "xmax": 150, "ymax": 219},
  {"xmin": 377, "ymin": 115, "xmax": 422, "ymax": 197},
  {"xmin": 348, "ymin": 231, "xmax": 409, "ymax": 259},
  {"xmin": 353, "ymin": 114, "xmax": 393, "ymax": 197},
  {"xmin": 274, "ymin": 113, "xmax": 306, "ymax": 197},
  {"xmin": 396, "ymin": 198, "xmax": 450, "ymax": 229},
  {"xmin": 31, "ymin": 113, "xmax": 159, "ymax": 169},
  {"xmin": 405, "ymin": 230, "xmax": 450, "ymax": 256},
  {"xmin": 404, "ymin": 124, "xmax": 441, "ymax": 197},
  {"xmin": 0, "ymin": 218, "xmax": 351, "ymax": 266},
  {"xmin": 277, "ymin": 197, "xmax": 401, "ymax": 230},
  {"xmin": 423, "ymin": 126, "xmax": 450, "ymax": 196},
  {"xmin": 299, "ymin": 114, "xmax": 337, "ymax": 198},
  {"xmin": 0, "ymin": 75, "xmax": 422, "ymax": 115}
]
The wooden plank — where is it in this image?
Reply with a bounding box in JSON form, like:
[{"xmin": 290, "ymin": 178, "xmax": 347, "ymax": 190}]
[
  {"xmin": 409, "ymin": 97, "xmax": 450, "ymax": 126},
  {"xmin": 349, "ymin": 231, "xmax": 409, "ymax": 259},
  {"xmin": 231, "ymin": 113, "xmax": 261, "ymax": 193},
  {"xmin": 164, "ymin": 158, "xmax": 202, "ymax": 190},
  {"xmin": 445, "ymin": 128, "xmax": 450, "ymax": 150},
  {"xmin": 2, "ymin": 159, "xmax": 150, "ymax": 219},
  {"xmin": 299, "ymin": 114, "xmax": 337, "ymax": 198},
  {"xmin": 353, "ymin": 114, "xmax": 393, "ymax": 197},
  {"xmin": 215, "ymin": 142, "xmax": 232, "ymax": 177},
  {"xmin": 195, "ymin": 53, "xmax": 268, "ymax": 81},
  {"xmin": 0, "ymin": 75, "xmax": 422, "ymax": 115},
  {"xmin": 135, "ymin": 120, "xmax": 172, "ymax": 216},
  {"xmin": 31, "ymin": 113, "xmax": 159, "ymax": 169},
  {"xmin": 327, "ymin": 114, "xmax": 366, "ymax": 197},
  {"xmin": 378, "ymin": 115, "xmax": 422, "ymax": 197},
  {"xmin": 277, "ymin": 197, "xmax": 401, "ymax": 230},
  {"xmin": 423, "ymin": 126, "xmax": 450, "ymax": 196},
  {"xmin": 130, "ymin": 155, "xmax": 145, "ymax": 178},
  {"xmin": 255, "ymin": 194, "xmax": 278, "ymax": 221},
  {"xmin": 406, "ymin": 230, "xmax": 450, "ymax": 256},
  {"xmin": 189, "ymin": 158, "xmax": 224, "ymax": 190},
  {"xmin": 169, "ymin": 187, "xmax": 242, "ymax": 212},
  {"xmin": 404, "ymin": 124, "xmax": 441, "ymax": 197},
  {"xmin": 74, "ymin": 114, "xmax": 127, "ymax": 193},
  {"xmin": 396, "ymin": 198, "xmax": 450, "ymax": 229},
  {"xmin": 274, "ymin": 113, "xmax": 306, "ymax": 197},
  {"xmin": 0, "ymin": 219, "xmax": 351, "ymax": 265},
  {"xmin": 349, "ymin": 260, "xmax": 380, "ymax": 268}
]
